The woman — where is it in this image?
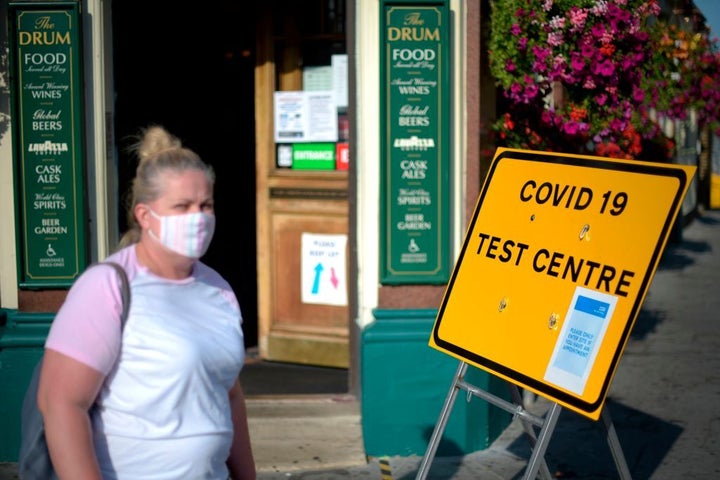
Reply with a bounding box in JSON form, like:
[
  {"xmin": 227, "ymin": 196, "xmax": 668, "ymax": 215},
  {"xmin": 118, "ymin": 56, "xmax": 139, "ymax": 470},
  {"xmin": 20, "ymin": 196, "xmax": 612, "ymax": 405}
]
[{"xmin": 37, "ymin": 126, "xmax": 256, "ymax": 479}]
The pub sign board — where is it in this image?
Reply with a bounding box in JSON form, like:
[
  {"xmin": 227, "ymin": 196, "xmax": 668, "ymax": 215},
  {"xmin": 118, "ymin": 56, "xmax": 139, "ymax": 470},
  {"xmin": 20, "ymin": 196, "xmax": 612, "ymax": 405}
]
[
  {"xmin": 379, "ymin": 0, "xmax": 451, "ymax": 284},
  {"xmin": 429, "ymin": 148, "xmax": 696, "ymax": 420},
  {"xmin": 9, "ymin": 1, "xmax": 88, "ymax": 288}
]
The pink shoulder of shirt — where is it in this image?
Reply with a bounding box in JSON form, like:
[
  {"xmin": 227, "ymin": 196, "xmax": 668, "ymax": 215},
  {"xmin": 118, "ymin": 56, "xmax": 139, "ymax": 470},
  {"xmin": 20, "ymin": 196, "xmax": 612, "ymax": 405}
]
[{"xmin": 44, "ymin": 247, "xmax": 137, "ymax": 375}]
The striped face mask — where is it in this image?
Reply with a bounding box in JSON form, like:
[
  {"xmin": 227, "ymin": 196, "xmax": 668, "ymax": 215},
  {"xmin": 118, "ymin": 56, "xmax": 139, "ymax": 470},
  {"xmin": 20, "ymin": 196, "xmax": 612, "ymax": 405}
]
[{"xmin": 148, "ymin": 209, "xmax": 216, "ymax": 259}]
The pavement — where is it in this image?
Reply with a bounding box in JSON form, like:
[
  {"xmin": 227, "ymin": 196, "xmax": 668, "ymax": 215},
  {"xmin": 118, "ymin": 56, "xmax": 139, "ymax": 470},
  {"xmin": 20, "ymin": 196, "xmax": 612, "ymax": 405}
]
[{"xmin": 2, "ymin": 207, "xmax": 720, "ymax": 479}]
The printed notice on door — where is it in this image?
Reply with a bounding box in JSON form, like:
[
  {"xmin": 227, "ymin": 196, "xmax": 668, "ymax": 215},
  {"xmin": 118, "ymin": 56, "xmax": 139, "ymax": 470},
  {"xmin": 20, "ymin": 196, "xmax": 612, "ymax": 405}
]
[{"xmin": 301, "ymin": 233, "xmax": 348, "ymax": 306}]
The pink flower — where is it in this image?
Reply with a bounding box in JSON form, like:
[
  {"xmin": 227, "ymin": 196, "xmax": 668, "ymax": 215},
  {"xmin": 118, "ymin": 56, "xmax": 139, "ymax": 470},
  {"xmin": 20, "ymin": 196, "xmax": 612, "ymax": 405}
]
[
  {"xmin": 620, "ymin": 55, "xmax": 636, "ymax": 71},
  {"xmin": 570, "ymin": 53, "xmax": 585, "ymax": 72},
  {"xmin": 590, "ymin": 2, "xmax": 609, "ymax": 16},
  {"xmin": 562, "ymin": 121, "xmax": 581, "ymax": 135},
  {"xmin": 609, "ymin": 118, "xmax": 626, "ymax": 132},
  {"xmin": 634, "ymin": 31, "xmax": 649, "ymax": 43},
  {"xmin": 549, "ymin": 15, "xmax": 565, "ymax": 30},
  {"xmin": 532, "ymin": 59, "xmax": 548, "ymax": 73},
  {"xmin": 583, "ymin": 77, "xmax": 596, "ymax": 89},
  {"xmin": 593, "ymin": 59, "xmax": 615, "ymax": 76},
  {"xmin": 608, "ymin": 4, "xmax": 632, "ymax": 25},
  {"xmin": 568, "ymin": 7, "xmax": 588, "ymax": 32},
  {"xmin": 524, "ymin": 79, "xmax": 539, "ymax": 100},
  {"xmin": 532, "ymin": 45, "xmax": 551, "ymax": 63},
  {"xmin": 531, "ymin": 45, "xmax": 551, "ymax": 73},
  {"xmin": 541, "ymin": 110, "xmax": 554, "ymax": 125},
  {"xmin": 632, "ymin": 86, "xmax": 645, "ymax": 102},
  {"xmin": 580, "ymin": 43, "xmax": 595, "ymax": 58},
  {"xmin": 548, "ymin": 32, "xmax": 564, "ymax": 46}
]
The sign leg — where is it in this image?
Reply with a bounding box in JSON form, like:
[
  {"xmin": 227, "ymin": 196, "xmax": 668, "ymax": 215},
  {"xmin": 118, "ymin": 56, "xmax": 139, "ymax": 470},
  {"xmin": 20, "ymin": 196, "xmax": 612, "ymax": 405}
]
[
  {"xmin": 601, "ymin": 406, "xmax": 633, "ymax": 479},
  {"xmin": 523, "ymin": 402, "xmax": 562, "ymax": 480},
  {"xmin": 508, "ymin": 386, "xmax": 554, "ymax": 480},
  {"xmin": 415, "ymin": 361, "xmax": 468, "ymax": 480}
]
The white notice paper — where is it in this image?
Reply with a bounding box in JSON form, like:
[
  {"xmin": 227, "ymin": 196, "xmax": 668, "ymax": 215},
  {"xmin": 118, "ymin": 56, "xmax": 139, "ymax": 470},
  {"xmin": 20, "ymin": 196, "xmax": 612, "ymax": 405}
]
[
  {"xmin": 303, "ymin": 65, "xmax": 333, "ymax": 91},
  {"xmin": 301, "ymin": 233, "xmax": 348, "ymax": 306},
  {"xmin": 544, "ymin": 287, "xmax": 617, "ymax": 395},
  {"xmin": 332, "ymin": 54, "xmax": 348, "ymax": 108},
  {"xmin": 274, "ymin": 91, "xmax": 338, "ymax": 143}
]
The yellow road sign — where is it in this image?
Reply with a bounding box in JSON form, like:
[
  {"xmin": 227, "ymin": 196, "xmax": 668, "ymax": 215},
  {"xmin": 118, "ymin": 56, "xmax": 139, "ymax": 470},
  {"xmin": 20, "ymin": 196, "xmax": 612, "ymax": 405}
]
[{"xmin": 430, "ymin": 148, "xmax": 696, "ymax": 420}]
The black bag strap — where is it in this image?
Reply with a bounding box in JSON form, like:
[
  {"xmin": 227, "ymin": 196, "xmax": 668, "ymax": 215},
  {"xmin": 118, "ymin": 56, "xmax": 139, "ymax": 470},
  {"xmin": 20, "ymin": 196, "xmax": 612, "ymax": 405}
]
[{"xmin": 99, "ymin": 261, "xmax": 131, "ymax": 328}]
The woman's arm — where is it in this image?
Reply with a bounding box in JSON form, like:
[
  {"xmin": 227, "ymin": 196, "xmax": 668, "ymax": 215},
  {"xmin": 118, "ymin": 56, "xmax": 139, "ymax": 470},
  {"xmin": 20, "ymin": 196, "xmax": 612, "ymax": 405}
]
[
  {"xmin": 226, "ymin": 378, "xmax": 257, "ymax": 480},
  {"xmin": 37, "ymin": 348, "xmax": 105, "ymax": 480}
]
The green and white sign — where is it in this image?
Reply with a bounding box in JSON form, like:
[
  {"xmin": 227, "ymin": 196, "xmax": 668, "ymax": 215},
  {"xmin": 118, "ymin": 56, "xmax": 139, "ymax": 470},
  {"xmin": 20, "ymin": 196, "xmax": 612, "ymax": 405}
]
[
  {"xmin": 9, "ymin": 2, "xmax": 88, "ymax": 287},
  {"xmin": 379, "ymin": 0, "xmax": 451, "ymax": 284},
  {"xmin": 292, "ymin": 143, "xmax": 336, "ymax": 170}
]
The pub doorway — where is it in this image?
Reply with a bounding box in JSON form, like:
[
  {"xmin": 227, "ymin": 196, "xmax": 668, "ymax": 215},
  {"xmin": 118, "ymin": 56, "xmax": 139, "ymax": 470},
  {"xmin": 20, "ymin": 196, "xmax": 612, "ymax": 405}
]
[
  {"xmin": 109, "ymin": 1, "xmax": 349, "ymax": 395},
  {"xmin": 110, "ymin": 1, "xmax": 258, "ymax": 347}
]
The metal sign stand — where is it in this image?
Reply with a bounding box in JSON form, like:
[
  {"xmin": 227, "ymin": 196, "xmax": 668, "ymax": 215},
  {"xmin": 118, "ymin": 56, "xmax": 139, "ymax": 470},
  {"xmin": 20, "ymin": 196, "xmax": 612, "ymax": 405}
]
[{"xmin": 415, "ymin": 361, "xmax": 633, "ymax": 480}]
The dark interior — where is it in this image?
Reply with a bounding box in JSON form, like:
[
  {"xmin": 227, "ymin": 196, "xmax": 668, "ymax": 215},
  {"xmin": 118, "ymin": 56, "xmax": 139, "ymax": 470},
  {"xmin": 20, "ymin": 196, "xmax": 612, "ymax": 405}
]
[
  {"xmin": 110, "ymin": 2, "xmax": 348, "ymax": 395},
  {"xmin": 110, "ymin": 2, "xmax": 258, "ymax": 346}
]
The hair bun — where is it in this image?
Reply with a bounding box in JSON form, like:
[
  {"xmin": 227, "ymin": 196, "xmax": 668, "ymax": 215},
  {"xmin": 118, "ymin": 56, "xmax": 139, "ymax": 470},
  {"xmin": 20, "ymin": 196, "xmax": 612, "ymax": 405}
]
[{"xmin": 137, "ymin": 125, "xmax": 182, "ymax": 161}]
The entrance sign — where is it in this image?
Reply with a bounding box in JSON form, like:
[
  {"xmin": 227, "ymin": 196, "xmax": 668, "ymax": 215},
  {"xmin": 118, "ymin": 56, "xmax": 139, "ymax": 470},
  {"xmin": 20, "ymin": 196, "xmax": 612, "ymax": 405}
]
[
  {"xmin": 430, "ymin": 148, "xmax": 695, "ymax": 419},
  {"xmin": 9, "ymin": 2, "xmax": 88, "ymax": 287}
]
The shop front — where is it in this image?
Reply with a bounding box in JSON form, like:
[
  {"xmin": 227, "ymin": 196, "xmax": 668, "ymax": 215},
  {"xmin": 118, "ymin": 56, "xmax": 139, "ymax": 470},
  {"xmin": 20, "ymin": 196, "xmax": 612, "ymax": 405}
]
[{"xmin": 0, "ymin": 0, "xmax": 506, "ymax": 461}]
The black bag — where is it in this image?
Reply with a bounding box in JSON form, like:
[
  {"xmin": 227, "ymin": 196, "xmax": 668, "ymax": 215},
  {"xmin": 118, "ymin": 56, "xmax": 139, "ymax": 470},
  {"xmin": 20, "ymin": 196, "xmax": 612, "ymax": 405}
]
[{"xmin": 18, "ymin": 262, "xmax": 130, "ymax": 480}]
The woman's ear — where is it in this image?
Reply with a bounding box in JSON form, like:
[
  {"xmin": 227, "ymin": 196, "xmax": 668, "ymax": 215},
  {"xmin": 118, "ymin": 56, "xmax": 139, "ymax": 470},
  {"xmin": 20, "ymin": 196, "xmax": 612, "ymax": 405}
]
[{"xmin": 135, "ymin": 203, "xmax": 151, "ymax": 230}]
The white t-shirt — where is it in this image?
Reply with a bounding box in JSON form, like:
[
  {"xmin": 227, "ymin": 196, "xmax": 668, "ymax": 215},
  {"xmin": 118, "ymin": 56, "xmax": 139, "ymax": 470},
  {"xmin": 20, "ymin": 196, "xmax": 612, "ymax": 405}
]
[{"xmin": 45, "ymin": 245, "xmax": 246, "ymax": 479}]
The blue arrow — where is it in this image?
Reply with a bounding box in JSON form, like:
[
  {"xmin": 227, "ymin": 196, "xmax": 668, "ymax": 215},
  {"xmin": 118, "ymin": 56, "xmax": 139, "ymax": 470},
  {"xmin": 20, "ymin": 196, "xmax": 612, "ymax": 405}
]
[{"xmin": 311, "ymin": 263, "xmax": 324, "ymax": 294}]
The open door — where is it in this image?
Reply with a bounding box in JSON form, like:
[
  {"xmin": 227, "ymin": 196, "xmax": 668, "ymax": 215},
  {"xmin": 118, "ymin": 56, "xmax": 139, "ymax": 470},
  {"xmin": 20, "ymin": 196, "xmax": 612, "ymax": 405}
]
[{"xmin": 254, "ymin": 1, "xmax": 350, "ymax": 368}]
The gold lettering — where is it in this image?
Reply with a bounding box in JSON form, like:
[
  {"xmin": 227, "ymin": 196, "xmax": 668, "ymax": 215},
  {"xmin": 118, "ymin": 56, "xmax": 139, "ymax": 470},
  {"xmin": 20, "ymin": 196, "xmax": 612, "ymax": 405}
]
[
  {"xmin": 34, "ymin": 16, "xmax": 56, "ymax": 29},
  {"xmin": 387, "ymin": 26, "xmax": 440, "ymax": 42},
  {"xmin": 18, "ymin": 30, "xmax": 70, "ymax": 46},
  {"xmin": 404, "ymin": 13, "xmax": 424, "ymax": 26}
]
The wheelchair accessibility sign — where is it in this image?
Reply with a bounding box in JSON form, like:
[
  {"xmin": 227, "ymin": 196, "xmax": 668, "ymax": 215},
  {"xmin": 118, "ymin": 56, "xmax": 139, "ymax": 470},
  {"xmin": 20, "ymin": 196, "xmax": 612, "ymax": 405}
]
[{"xmin": 429, "ymin": 148, "xmax": 696, "ymax": 420}]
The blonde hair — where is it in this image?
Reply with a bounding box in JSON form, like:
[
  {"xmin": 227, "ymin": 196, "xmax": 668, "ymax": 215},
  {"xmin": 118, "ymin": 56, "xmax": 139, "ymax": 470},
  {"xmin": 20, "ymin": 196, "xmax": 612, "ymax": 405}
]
[{"xmin": 117, "ymin": 125, "xmax": 215, "ymax": 248}]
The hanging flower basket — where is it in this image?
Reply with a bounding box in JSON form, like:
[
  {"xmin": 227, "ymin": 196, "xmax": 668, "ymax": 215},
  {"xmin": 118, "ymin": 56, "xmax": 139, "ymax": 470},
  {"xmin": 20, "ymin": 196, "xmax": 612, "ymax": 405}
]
[{"xmin": 488, "ymin": 0, "xmax": 719, "ymax": 160}]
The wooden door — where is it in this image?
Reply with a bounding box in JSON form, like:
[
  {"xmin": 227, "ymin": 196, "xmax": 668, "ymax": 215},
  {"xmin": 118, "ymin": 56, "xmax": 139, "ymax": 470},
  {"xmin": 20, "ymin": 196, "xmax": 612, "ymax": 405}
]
[{"xmin": 254, "ymin": 1, "xmax": 350, "ymax": 368}]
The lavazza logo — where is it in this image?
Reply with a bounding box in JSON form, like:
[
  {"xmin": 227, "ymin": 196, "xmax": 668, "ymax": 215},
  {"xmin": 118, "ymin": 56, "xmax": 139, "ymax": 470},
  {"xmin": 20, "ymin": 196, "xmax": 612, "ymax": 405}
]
[
  {"xmin": 393, "ymin": 136, "xmax": 435, "ymax": 151},
  {"xmin": 28, "ymin": 140, "xmax": 68, "ymax": 154}
]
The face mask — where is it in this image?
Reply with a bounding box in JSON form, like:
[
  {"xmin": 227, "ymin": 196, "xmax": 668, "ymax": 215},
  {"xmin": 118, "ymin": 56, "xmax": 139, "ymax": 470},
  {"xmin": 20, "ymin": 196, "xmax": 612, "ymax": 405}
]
[{"xmin": 148, "ymin": 209, "xmax": 216, "ymax": 259}]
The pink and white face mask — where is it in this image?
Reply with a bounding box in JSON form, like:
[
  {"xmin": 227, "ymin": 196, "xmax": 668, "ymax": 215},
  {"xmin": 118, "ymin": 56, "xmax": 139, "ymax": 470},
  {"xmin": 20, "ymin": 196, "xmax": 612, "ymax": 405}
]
[{"xmin": 148, "ymin": 209, "xmax": 216, "ymax": 259}]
